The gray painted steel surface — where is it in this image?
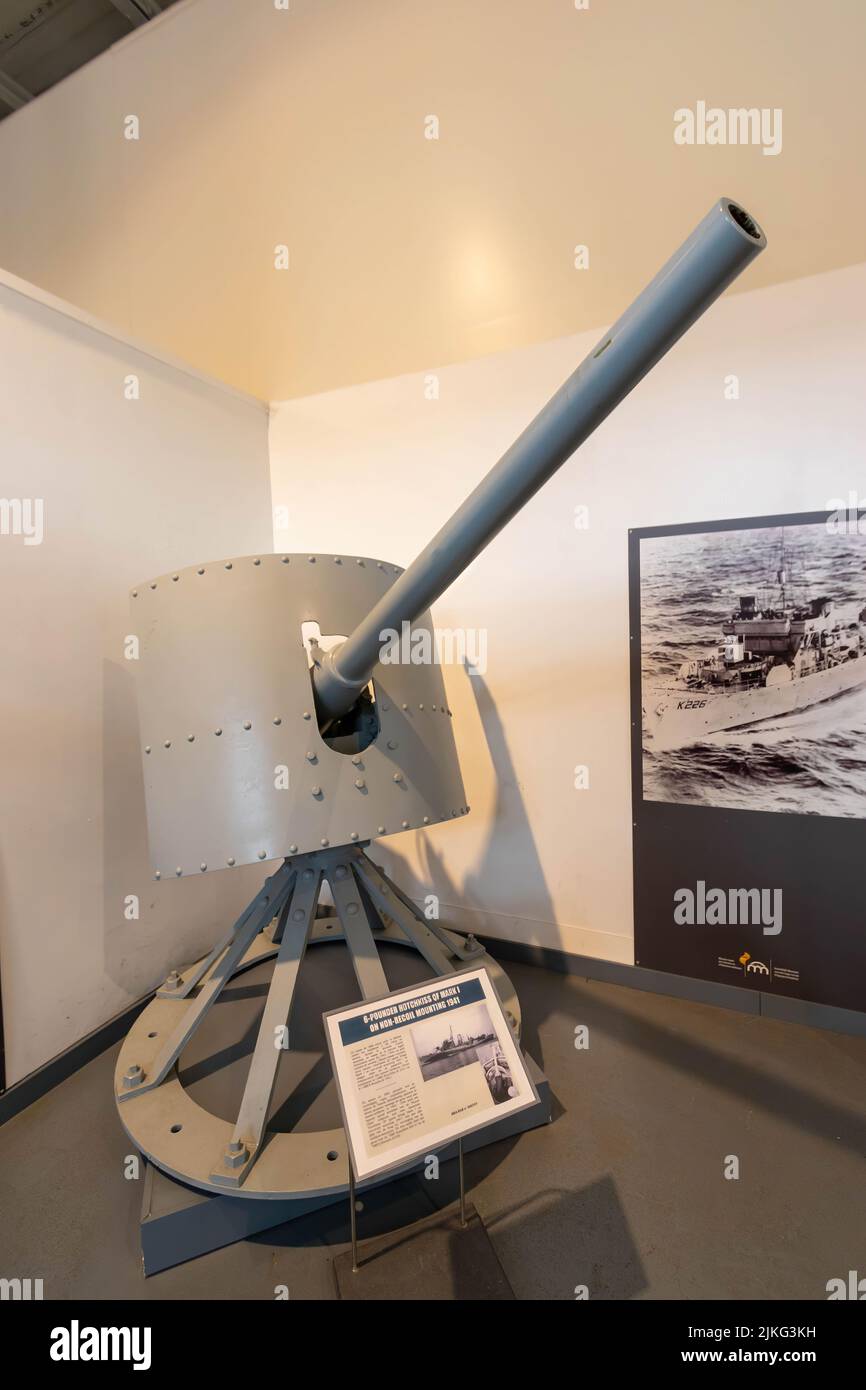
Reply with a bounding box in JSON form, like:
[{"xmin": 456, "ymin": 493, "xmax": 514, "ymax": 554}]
[{"xmin": 132, "ymin": 554, "xmax": 467, "ymax": 876}]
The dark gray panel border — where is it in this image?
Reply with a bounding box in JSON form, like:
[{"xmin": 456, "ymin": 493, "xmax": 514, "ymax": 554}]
[{"xmin": 478, "ymin": 934, "xmax": 866, "ymax": 1039}]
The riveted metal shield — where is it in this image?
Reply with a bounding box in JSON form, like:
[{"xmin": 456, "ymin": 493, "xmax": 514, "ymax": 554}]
[{"xmin": 132, "ymin": 554, "xmax": 467, "ymax": 876}]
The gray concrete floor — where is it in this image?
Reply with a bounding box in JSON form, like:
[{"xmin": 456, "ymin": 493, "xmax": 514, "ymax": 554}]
[{"xmin": 1, "ymin": 954, "xmax": 864, "ymax": 1300}]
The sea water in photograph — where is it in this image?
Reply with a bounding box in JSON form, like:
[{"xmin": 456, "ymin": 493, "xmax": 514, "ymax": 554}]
[{"xmin": 640, "ymin": 520, "xmax": 866, "ymax": 817}]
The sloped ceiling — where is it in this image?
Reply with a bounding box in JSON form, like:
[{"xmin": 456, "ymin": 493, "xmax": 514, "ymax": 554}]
[{"xmin": 0, "ymin": 0, "xmax": 863, "ymax": 400}]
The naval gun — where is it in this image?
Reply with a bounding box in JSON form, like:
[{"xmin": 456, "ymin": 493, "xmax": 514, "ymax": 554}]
[{"xmin": 115, "ymin": 198, "xmax": 766, "ymax": 1200}]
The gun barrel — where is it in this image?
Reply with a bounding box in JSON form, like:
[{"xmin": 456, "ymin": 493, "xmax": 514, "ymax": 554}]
[{"xmin": 314, "ymin": 197, "xmax": 766, "ymax": 721}]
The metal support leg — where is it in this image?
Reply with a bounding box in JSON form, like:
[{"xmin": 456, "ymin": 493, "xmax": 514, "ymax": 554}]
[
  {"xmin": 356, "ymin": 851, "xmax": 485, "ymax": 962},
  {"xmin": 210, "ymin": 866, "xmax": 321, "ymax": 1185},
  {"xmin": 329, "ymin": 859, "xmax": 389, "ymax": 999},
  {"xmin": 118, "ymin": 861, "xmax": 296, "ymax": 1100},
  {"xmin": 156, "ymin": 866, "xmax": 295, "ymax": 998},
  {"xmin": 353, "ymin": 854, "xmax": 455, "ymax": 975}
]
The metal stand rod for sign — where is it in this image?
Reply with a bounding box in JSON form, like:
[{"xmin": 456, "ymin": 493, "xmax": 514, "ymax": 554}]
[
  {"xmin": 458, "ymin": 1137, "xmax": 467, "ymax": 1228},
  {"xmin": 349, "ymin": 1161, "xmax": 359, "ymax": 1274}
]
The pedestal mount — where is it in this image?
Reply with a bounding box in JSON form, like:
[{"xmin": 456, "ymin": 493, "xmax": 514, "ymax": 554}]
[{"xmin": 115, "ymin": 845, "xmax": 520, "ymax": 1201}]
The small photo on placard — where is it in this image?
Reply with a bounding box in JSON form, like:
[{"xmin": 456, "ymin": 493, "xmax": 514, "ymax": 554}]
[{"xmin": 324, "ymin": 966, "xmax": 538, "ymax": 1182}]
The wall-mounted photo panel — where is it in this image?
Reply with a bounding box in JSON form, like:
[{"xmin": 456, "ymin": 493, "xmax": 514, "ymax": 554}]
[
  {"xmin": 324, "ymin": 967, "xmax": 538, "ymax": 1183},
  {"xmin": 630, "ymin": 510, "xmax": 866, "ymax": 1013}
]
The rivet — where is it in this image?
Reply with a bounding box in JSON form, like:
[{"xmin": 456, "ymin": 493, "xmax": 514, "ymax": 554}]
[
  {"xmin": 227, "ymin": 856, "xmax": 235, "ymax": 866},
  {"xmin": 308, "ymin": 555, "xmax": 316, "ymax": 563},
  {"xmin": 293, "ymin": 908, "xmax": 305, "ymax": 921},
  {"xmin": 387, "ymin": 740, "xmax": 397, "ymax": 750},
  {"xmin": 131, "ymin": 590, "xmax": 138, "ymax": 598},
  {"xmin": 258, "ymin": 850, "xmax": 267, "ymax": 860},
  {"xmin": 419, "ymin": 703, "xmax": 425, "ymax": 711},
  {"xmin": 197, "ymin": 567, "xmax": 205, "ymax": 575},
  {"xmin": 154, "ymin": 870, "xmax": 161, "ymax": 880},
  {"xmin": 351, "ymin": 755, "xmax": 362, "ymax": 766},
  {"xmin": 150, "ymin": 583, "xmax": 157, "ymax": 590},
  {"xmin": 333, "ymin": 556, "xmax": 342, "ymax": 564},
  {"xmin": 306, "ymin": 751, "xmax": 317, "ymax": 762},
  {"xmin": 243, "ymin": 720, "xmax": 252, "ymax": 730},
  {"xmin": 289, "ymin": 844, "xmax": 298, "ymax": 854},
  {"xmin": 377, "ymin": 562, "xmax": 385, "ymax": 570},
  {"xmin": 311, "ymin": 785, "xmax": 321, "ymax": 796},
  {"xmin": 172, "ymin": 575, "xmax": 179, "ymax": 582},
  {"xmin": 377, "ymin": 825, "xmax": 385, "ymax": 834},
  {"xmin": 281, "ymin": 556, "xmax": 289, "ymax": 564},
  {"xmin": 303, "ymin": 867, "xmax": 314, "ymax": 880},
  {"xmin": 200, "ymin": 862, "xmax": 207, "ymax": 872},
  {"xmin": 253, "ymin": 558, "xmax": 261, "ymax": 565},
  {"xmin": 346, "ymin": 902, "xmax": 359, "ymax": 915},
  {"xmin": 225, "ymin": 562, "xmax": 232, "ymax": 570},
  {"xmin": 214, "ymin": 728, "xmax": 222, "ymax": 736},
  {"xmin": 273, "ymin": 716, "xmax": 282, "ymax": 725},
  {"xmin": 423, "ymin": 816, "xmax": 430, "ymax": 824},
  {"xmin": 334, "ymin": 865, "xmax": 347, "ymax": 879},
  {"xmin": 393, "ymin": 772, "xmax": 403, "ymax": 783},
  {"xmin": 303, "ymin": 711, "xmax": 311, "ymax": 720},
  {"xmin": 432, "ymin": 704, "xmax": 437, "ymax": 711},
  {"xmin": 356, "ymin": 558, "xmax": 364, "ymax": 566},
  {"xmin": 350, "ymin": 831, "xmax": 359, "ymax": 841},
  {"xmin": 176, "ymin": 866, "xmax": 182, "ymax": 876},
  {"xmin": 401, "ymin": 820, "xmax": 409, "ymax": 829},
  {"xmin": 382, "ymin": 703, "xmax": 390, "ymax": 712},
  {"xmin": 164, "ymin": 740, "xmax": 171, "ymax": 749},
  {"xmin": 187, "ymin": 734, "xmax": 195, "ymax": 742},
  {"xmin": 354, "ymin": 778, "xmax": 365, "ymax": 789},
  {"xmin": 402, "ymin": 703, "xmax": 408, "ymax": 711},
  {"xmin": 321, "ymin": 837, "xmax": 329, "ymax": 847},
  {"xmin": 145, "ymin": 745, "xmax": 151, "ymax": 754}
]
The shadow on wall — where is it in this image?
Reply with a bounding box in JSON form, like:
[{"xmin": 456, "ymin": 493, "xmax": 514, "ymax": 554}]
[
  {"xmin": 404, "ymin": 667, "xmax": 556, "ymax": 1059},
  {"xmin": 418, "ymin": 666, "xmax": 553, "ymax": 917}
]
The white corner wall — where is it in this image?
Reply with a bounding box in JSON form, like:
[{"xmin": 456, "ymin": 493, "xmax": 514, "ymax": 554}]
[
  {"xmin": 0, "ymin": 273, "xmax": 273, "ymax": 1087},
  {"xmin": 269, "ymin": 263, "xmax": 866, "ymax": 965}
]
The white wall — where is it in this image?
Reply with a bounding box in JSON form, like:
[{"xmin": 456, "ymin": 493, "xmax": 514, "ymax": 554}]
[
  {"xmin": 270, "ymin": 263, "xmax": 866, "ymax": 965},
  {"xmin": 0, "ymin": 272, "xmax": 272, "ymax": 1086}
]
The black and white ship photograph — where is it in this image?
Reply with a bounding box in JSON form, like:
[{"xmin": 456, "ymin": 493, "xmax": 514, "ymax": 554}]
[
  {"xmin": 639, "ymin": 517, "xmax": 866, "ymax": 817},
  {"xmin": 410, "ymin": 1004, "xmax": 502, "ymax": 1084}
]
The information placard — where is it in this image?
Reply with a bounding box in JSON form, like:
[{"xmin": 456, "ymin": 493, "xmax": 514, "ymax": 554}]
[{"xmin": 324, "ymin": 967, "xmax": 538, "ymax": 1182}]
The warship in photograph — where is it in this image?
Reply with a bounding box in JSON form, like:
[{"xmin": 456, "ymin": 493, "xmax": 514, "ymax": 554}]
[{"xmin": 644, "ymin": 540, "xmax": 866, "ymax": 752}]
